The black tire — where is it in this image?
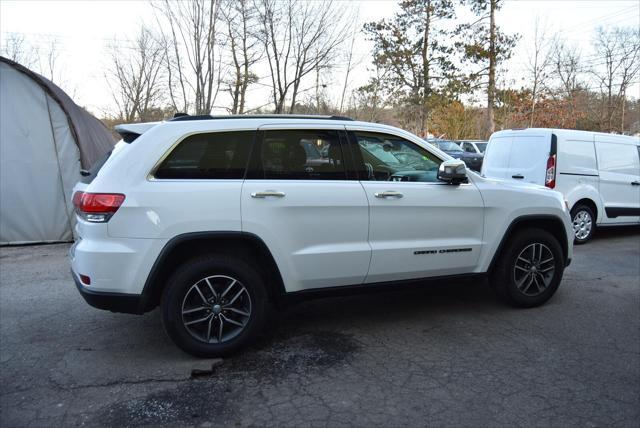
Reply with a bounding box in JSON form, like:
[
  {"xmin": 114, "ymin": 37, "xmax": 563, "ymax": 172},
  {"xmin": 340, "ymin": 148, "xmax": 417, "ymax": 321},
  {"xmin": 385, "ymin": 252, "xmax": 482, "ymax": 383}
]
[
  {"xmin": 161, "ymin": 254, "xmax": 269, "ymax": 358},
  {"xmin": 490, "ymin": 228, "xmax": 564, "ymax": 308},
  {"xmin": 570, "ymin": 204, "xmax": 595, "ymax": 244}
]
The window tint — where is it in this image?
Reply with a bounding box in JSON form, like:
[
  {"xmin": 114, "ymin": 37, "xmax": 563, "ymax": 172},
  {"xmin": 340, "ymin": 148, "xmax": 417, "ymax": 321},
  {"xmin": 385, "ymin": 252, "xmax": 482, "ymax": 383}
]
[
  {"xmin": 354, "ymin": 131, "xmax": 441, "ymax": 182},
  {"xmin": 154, "ymin": 131, "xmax": 253, "ymax": 179},
  {"xmin": 256, "ymin": 129, "xmax": 347, "ymax": 180}
]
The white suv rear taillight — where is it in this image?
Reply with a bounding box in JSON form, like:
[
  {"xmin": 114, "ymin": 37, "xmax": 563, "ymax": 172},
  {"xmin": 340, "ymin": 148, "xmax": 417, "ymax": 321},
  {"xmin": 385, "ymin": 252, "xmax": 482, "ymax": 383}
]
[
  {"xmin": 72, "ymin": 191, "xmax": 125, "ymax": 223},
  {"xmin": 545, "ymin": 154, "xmax": 556, "ymax": 189}
]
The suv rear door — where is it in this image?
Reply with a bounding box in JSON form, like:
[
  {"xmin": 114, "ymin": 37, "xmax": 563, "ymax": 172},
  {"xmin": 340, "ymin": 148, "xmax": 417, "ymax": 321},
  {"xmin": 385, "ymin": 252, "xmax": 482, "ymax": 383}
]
[{"xmin": 241, "ymin": 125, "xmax": 370, "ymax": 292}]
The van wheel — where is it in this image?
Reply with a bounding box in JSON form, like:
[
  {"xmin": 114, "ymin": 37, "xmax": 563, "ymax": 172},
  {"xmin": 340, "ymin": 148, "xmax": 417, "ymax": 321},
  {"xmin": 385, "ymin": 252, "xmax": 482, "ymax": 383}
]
[
  {"xmin": 571, "ymin": 204, "xmax": 595, "ymax": 244},
  {"xmin": 490, "ymin": 228, "xmax": 564, "ymax": 308},
  {"xmin": 161, "ymin": 255, "xmax": 268, "ymax": 358}
]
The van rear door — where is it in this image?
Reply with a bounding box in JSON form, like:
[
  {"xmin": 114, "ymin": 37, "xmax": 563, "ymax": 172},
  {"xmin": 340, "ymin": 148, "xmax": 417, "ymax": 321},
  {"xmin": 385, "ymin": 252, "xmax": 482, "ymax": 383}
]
[
  {"xmin": 481, "ymin": 133, "xmax": 513, "ymax": 180},
  {"xmin": 506, "ymin": 131, "xmax": 552, "ymax": 185},
  {"xmin": 483, "ymin": 130, "xmax": 552, "ymax": 185}
]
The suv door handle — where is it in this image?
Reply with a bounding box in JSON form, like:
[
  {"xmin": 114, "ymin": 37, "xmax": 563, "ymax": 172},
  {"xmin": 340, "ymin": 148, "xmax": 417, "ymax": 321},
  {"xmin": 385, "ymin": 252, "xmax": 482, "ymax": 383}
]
[
  {"xmin": 631, "ymin": 181, "xmax": 640, "ymax": 186},
  {"xmin": 512, "ymin": 174, "xmax": 524, "ymax": 179},
  {"xmin": 374, "ymin": 191, "xmax": 403, "ymax": 199},
  {"xmin": 251, "ymin": 191, "xmax": 286, "ymax": 198}
]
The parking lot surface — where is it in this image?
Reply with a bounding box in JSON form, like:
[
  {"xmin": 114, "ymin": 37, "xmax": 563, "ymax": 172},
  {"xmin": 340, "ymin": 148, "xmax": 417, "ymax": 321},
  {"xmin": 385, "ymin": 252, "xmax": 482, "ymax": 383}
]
[{"xmin": 1, "ymin": 227, "xmax": 639, "ymax": 427}]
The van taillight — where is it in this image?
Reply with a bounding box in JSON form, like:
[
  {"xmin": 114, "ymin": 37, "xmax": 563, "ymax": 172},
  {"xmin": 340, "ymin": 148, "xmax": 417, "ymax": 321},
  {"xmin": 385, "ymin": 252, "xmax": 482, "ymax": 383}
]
[
  {"xmin": 545, "ymin": 155, "xmax": 556, "ymax": 189},
  {"xmin": 72, "ymin": 191, "xmax": 125, "ymax": 223}
]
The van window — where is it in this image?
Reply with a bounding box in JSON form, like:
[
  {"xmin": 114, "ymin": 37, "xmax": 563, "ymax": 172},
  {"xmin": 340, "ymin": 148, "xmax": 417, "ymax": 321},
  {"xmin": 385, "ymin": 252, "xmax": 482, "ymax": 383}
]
[
  {"xmin": 485, "ymin": 136, "xmax": 511, "ymax": 167},
  {"xmin": 560, "ymin": 140, "xmax": 597, "ymax": 174},
  {"xmin": 508, "ymin": 135, "xmax": 550, "ymax": 172},
  {"xmin": 596, "ymin": 143, "xmax": 640, "ymax": 176},
  {"xmin": 154, "ymin": 131, "xmax": 253, "ymax": 179}
]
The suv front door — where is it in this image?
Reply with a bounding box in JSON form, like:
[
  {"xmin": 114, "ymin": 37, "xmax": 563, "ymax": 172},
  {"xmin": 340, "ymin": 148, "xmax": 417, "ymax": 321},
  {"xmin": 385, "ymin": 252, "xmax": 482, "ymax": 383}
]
[
  {"xmin": 241, "ymin": 125, "xmax": 370, "ymax": 292},
  {"xmin": 347, "ymin": 127, "xmax": 485, "ymax": 283}
]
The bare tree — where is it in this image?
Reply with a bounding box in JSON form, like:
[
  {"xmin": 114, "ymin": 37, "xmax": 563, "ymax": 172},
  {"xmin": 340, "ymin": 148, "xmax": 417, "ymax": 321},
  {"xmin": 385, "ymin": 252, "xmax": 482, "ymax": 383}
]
[
  {"xmin": 552, "ymin": 41, "xmax": 582, "ymax": 96},
  {"xmin": 339, "ymin": 26, "xmax": 362, "ymax": 114},
  {"xmin": 106, "ymin": 27, "xmax": 165, "ymax": 122},
  {"xmin": 527, "ymin": 19, "xmax": 554, "ymax": 127},
  {"xmin": 221, "ymin": 0, "xmax": 261, "ymax": 114},
  {"xmin": 154, "ymin": 0, "xmax": 223, "ymax": 115},
  {"xmin": 1, "ymin": 33, "xmax": 38, "ymax": 68},
  {"xmin": 38, "ymin": 38, "xmax": 61, "ymax": 83},
  {"xmin": 354, "ymin": 63, "xmax": 389, "ymax": 122},
  {"xmin": 591, "ymin": 26, "xmax": 640, "ymax": 132},
  {"xmin": 257, "ymin": 0, "xmax": 350, "ymax": 113}
]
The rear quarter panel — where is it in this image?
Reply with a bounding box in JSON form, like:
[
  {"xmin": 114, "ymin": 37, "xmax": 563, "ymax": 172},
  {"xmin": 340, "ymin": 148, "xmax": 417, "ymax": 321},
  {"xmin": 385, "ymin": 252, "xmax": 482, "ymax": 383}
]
[{"xmin": 88, "ymin": 122, "xmax": 259, "ymax": 240}]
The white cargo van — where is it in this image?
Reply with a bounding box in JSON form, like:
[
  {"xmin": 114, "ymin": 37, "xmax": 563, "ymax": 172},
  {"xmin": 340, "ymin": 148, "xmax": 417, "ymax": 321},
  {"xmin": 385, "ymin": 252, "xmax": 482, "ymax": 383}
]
[{"xmin": 482, "ymin": 128, "xmax": 640, "ymax": 243}]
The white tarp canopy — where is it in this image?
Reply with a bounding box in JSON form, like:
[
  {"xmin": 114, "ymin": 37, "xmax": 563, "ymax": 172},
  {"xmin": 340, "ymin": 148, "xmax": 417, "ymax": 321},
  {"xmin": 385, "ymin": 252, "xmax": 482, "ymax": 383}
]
[{"xmin": 0, "ymin": 57, "xmax": 115, "ymax": 245}]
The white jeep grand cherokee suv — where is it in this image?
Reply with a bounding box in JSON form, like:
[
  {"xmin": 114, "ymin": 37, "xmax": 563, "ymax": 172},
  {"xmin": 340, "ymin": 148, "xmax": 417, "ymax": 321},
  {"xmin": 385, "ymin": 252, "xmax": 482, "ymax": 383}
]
[{"xmin": 70, "ymin": 115, "xmax": 573, "ymax": 357}]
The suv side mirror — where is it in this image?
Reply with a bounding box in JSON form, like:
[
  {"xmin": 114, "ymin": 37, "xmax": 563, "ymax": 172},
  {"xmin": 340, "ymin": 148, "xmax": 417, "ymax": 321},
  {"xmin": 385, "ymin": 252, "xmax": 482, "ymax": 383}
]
[{"xmin": 438, "ymin": 159, "xmax": 468, "ymax": 184}]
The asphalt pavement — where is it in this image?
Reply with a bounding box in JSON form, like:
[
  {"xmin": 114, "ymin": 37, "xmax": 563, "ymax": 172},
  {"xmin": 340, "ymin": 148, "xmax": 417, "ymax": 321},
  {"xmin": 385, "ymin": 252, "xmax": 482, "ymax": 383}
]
[{"xmin": 1, "ymin": 226, "xmax": 639, "ymax": 427}]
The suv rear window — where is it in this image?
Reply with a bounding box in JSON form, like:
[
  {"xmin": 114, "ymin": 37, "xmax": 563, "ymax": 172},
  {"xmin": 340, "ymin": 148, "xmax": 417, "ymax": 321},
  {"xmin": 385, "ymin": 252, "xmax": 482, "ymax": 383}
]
[
  {"xmin": 154, "ymin": 131, "xmax": 254, "ymax": 179},
  {"xmin": 252, "ymin": 129, "xmax": 347, "ymax": 180},
  {"xmin": 80, "ymin": 150, "xmax": 112, "ymax": 184}
]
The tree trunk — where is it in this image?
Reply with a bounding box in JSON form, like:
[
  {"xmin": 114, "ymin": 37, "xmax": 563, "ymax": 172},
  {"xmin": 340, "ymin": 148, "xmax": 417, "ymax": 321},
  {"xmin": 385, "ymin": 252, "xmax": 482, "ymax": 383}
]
[
  {"xmin": 420, "ymin": 2, "xmax": 431, "ymax": 137},
  {"xmin": 486, "ymin": 0, "xmax": 497, "ymax": 135},
  {"xmin": 621, "ymin": 90, "xmax": 626, "ymax": 133},
  {"xmin": 239, "ymin": 6, "xmax": 249, "ymax": 114}
]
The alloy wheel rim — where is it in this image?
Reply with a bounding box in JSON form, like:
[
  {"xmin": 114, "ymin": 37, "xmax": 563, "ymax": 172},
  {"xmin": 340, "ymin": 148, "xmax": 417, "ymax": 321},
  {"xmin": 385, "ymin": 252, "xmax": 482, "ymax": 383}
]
[
  {"xmin": 513, "ymin": 243, "xmax": 556, "ymax": 297},
  {"xmin": 181, "ymin": 275, "xmax": 251, "ymax": 344},
  {"xmin": 572, "ymin": 210, "xmax": 592, "ymax": 240}
]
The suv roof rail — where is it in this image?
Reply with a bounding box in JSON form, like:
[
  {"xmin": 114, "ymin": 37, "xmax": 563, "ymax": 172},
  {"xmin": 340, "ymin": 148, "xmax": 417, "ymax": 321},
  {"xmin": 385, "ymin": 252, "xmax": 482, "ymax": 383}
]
[{"xmin": 168, "ymin": 114, "xmax": 354, "ymax": 122}]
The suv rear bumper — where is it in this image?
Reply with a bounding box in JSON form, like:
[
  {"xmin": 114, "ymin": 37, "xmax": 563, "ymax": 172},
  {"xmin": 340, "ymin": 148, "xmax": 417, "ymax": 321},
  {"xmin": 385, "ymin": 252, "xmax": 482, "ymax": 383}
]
[{"xmin": 72, "ymin": 270, "xmax": 144, "ymax": 314}]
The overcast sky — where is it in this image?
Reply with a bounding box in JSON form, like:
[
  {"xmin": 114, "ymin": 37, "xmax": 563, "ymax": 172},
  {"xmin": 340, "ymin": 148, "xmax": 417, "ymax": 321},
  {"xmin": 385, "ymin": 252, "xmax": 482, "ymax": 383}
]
[{"xmin": 1, "ymin": 0, "xmax": 638, "ymax": 117}]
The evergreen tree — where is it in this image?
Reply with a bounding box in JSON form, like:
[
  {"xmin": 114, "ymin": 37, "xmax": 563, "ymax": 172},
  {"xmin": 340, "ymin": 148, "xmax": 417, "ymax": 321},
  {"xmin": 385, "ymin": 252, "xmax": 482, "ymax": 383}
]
[{"xmin": 364, "ymin": 0, "xmax": 459, "ymax": 136}]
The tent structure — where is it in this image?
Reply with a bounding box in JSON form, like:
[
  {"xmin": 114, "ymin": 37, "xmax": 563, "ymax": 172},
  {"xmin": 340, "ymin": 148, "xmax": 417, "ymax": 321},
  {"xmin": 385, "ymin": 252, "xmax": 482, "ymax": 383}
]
[{"xmin": 0, "ymin": 57, "xmax": 115, "ymax": 245}]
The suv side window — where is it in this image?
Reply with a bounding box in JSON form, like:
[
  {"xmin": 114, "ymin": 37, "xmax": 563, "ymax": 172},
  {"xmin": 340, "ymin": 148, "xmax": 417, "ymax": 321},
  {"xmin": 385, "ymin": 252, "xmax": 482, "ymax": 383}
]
[
  {"xmin": 154, "ymin": 131, "xmax": 253, "ymax": 179},
  {"xmin": 253, "ymin": 129, "xmax": 347, "ymax": 180},
  {"xmin": 352, "ymin": 131, "xmax": 442, "ymax": 182}
]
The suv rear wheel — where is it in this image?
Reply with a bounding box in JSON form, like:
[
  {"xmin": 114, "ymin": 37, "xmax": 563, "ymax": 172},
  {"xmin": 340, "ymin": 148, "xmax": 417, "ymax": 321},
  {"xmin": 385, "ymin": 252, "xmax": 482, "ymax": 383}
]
[
  {"xmin": 161, "ymin": 255, "xmax": 269, "ymax": 357},
  {"xmin": 491, "ymin": 228, "xmax": 564, "ymax": 308}
]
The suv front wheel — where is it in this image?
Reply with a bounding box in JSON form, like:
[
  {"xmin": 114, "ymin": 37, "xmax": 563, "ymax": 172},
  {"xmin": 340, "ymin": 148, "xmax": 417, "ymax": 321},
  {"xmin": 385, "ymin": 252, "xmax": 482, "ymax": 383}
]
[
  {"xmin": 161, "ymin": 255, "xmax": 269, "ymax": 357},
  {"xmin": 491, "ymin": 228, "xmax": 564, "ymax": 308}
]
